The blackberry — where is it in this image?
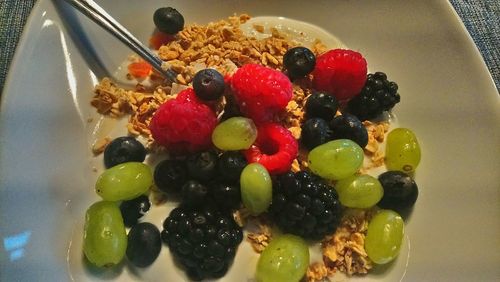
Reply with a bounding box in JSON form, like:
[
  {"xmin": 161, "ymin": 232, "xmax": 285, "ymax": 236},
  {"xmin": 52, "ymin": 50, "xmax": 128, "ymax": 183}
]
[
  {"xmin": 269, "ymin": 171, "xmax": 342, "ymax": 240},
  {"xmin": 162, "ymin": 204, "xmax": 243, "ymax": 280},
  {"xmin": 347, "ymin": 72, "xmax": 400, "ymax": 121}
]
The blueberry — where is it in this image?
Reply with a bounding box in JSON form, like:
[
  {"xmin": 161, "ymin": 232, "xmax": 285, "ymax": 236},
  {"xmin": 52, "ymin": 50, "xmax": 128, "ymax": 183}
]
[
  {"xmin": 300, "ymin": 118, "xmax": 332, "ymax": 150},
  {"xmin": 186, "ymin": 151, "xmax": 218, "ymax": 181},
  {"xmin": 182, "ymin": 180, "xmax": 209, "ymax": 207},
  {"xmin": 154, "ymin": 159, "xmax": 187, "ymax": 194},
  {"xmin": 217, "ymin": 151, "xmax": 247, "ymax": 183},
  {"xmin": 211, "ymin": 183, "xmax": 241, "ymax": 210},
  {"xmin": 193, "ymin": 69, "xmax": 225, "ymax": 101},
  {"xmin": 153, "ymin": 7, "xmax": 184, "ymax": 35},
  {"xmin": 283, "ymin": 46, "xmax": 316, "ymax": 79},
  {"xmin": 329, "ymin": 113, "xmax": 368, "ymax": 148},
  {"xmin": 304, "ymin": 91, "xmax": 339, "ymax": 122},
  {"xmin": 104, "ymin": 136, "xmax": 146, "ymax": 168},
  {"xmin": 378, "ymin": 171, "xmax": 418, "ymax": 211},
  {"xmin": 126, "ymin": 222, "xmax": 161, "ymax": 267},
  {"xmin": 119, "ymin": 195, "xmax": 151, "ymax": 227}
]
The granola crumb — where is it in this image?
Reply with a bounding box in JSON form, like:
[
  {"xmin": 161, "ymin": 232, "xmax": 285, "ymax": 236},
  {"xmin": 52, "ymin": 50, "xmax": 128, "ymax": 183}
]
[
  {"xmin": 246, "ymin": 219, "xmax": 272, "ymax": 253},
  {"xmin": 306, "ymin": 262, "xmax": 330, "ymax": 282},
  {"xmin": 92, "ymin": 137, "xmax": 111, "ymax": 155}
]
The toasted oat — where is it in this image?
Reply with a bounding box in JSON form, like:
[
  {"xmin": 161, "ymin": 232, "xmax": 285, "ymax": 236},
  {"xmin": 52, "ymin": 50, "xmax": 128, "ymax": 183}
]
[
  {"xmin": 362, "ymin": 120, "xmax": 390, "ymax": 168},
  {"xmin": 92, "ymin": 137, "xmax": 111, "ymax": 155},
  {"xmin": 306, "ymin": 262, "xmax": 330, "ymax": 282},
  {"xmin": 320, "ymin": 209, "xmax": 375, "ymax": 276},
  {"xmin": 246, "ymin": 220, "xmax": 272, "ymax": 253}
]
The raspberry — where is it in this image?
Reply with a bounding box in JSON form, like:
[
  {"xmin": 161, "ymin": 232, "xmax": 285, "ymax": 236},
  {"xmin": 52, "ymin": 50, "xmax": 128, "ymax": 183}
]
[
  {"xmin": 149, "ymin": 88, "xmax": 217, "ymax": 153},
  {"xmin": 269, "ymin": 171, "xmax": 342, "ymax": 240},
  {"xmin": 231, "ymin": 64, "xmax": 293, "ymax": 123},
  {"xmin": 312, "ymin": 49, "xmax": 367, "ymax": 102},
  {"xmin": 244, "ymin": 123, "xmax": 298, "ymax": 174}
]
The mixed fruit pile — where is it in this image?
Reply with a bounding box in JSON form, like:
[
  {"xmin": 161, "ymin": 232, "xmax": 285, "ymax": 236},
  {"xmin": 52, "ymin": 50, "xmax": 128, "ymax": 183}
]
[{"xmin": 83, "ymin": 6, "xmax": 421, "ymax": 282}]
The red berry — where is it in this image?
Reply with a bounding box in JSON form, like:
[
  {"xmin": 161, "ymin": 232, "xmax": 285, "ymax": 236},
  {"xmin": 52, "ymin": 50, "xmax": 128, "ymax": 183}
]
[
  {"xmin": 312, "ymin": 49, "xmax": 367, "ymax": 101},
  {"xmin": 231, "ymin": 64, "xmax": 293, "ymax": 123},
  {"xmin": 244, "ymin": 123, "xmax": 298, "ymax": 174},
  {"xmin": 149, "ymin": 88, "xmax": 217, "ymax": 153}
]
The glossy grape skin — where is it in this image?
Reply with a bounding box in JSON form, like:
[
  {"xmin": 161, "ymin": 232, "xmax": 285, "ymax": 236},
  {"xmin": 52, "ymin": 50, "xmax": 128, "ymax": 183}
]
[
  {"xmin": 255, "ymin": 234, "xmax": 309, "ymax": 282},
  {"xmin": 240, "ymin": 163, "xmax": 272, "ymax": 215},
  {"xmin": 96, "ymin": 162, "xmax": 153, "ymax": 201},
  {"xmin": 335, "ymin": 174, "xmax": 384, "ymax": 208},
  {"xmin": 385, "ymin": 128, "xmax": 421, "ymax": 173},
  {"xmin": 83, "ymin": 201, "xmax": 127, "ymax": 267},
  {"xmin": 308, "ymin": 139, "xmax": 364, "ymax": 180},
  {"xmin": 365, "ymin": 210, "xmax": 404, "ymax": 264},
  {"xmin": 126, "ymin": 222, "xmax": 162, "ymax": 267},
  {"xmin": 104, "ymin": 136, "xmax": 146, "ymax": 168},
  {"xmin": 212, "ymin": 117, "xmax": 257, "ymax": 150}
]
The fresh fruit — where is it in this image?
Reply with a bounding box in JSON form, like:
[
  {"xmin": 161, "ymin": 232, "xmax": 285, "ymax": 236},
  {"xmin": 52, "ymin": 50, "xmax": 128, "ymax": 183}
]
[
  {"xmin": 119, "ymin": 195, "xmax": 151, "ymax": 227},
  {"xmin": 182, "ymin": 180, "xmax": 209, "ymax": 207},
  {"xmin": 154, "ymin": 159, "xmax": 188, "ymax": 194},
  {"xmin": 329, "ymin": 113, "xmax": 368, "ymax": 148},
  {"xmin": 312, "ymin": 49, "xmax": 367, "ymax": 101},
  {"xmin": 255, "ymin": 234, "xmax": 309, "ymax": 282},
  {"xmin": 365, "ymin": 210, "xmax": 404, "ymax": 264},
  {"xmin": 283, "ymin": 46, "xmax": 316, "ymax": 79},
  {"xmin": 300, "ymin": 118, "xmax": 332, "ymax": 150},
  {"xmin": 240, "ymin": 163, "xmax": 272, "ymax": 215},
  {"xmin": 269, "ymin": 171, "xmax": 342, "ymax": 240},
  {"xmin": 378, "ymin": 171, "xmax": 418, "ymax": 210},
  {"xmin": 217, "ymin": 151, "xmax": 248, "ymax": 183},
  {"xmin": 162, "ymin": 205, "xmax": 243, "ymax": 280},
  {"xmin": 304, "ymin": 91, "xmax": 339, "ymax": 122},
  {"xmin": 308, "ymin": 139, "xmax": 364, "ymax": 180},
  {"xmin": 83, "ymin": 201, "xmax": 127, "ymax": 267},
  {"xmin": 244, "ymin": 123, "xmax": 298, "ymax": 175},
  {"xmin": 126, "ymin": 222, "xmax": 162, "ymax": 267},
  {"xmin": 96, "ymin": 162, "xmax": 153, "ymax": 201},
  {"xmin": 193, "ymin": 69, "xmax": 225, "ymax": 101},
  {"xmin": 211, "ymin": 183, "xmax": 241, "ymax": 210},
  {"xmin": 347, "ymin": 72, "xmax": 400, "ymax": 121},
  {"xmin": 149, "ymin": 88, "xmax": 217, "ymax": 153},
  {"xmin": 104, "ymin": 136, "xmax": 146, "ymax": 168},
  {"xmin": 186, "ymin": 151, "xmax": 218, "ymax": 181},
  {"xmin": 231, "ymin": 64, "xmax": 293, "ymax": 123},
  {"xmin": 149, "ymin": 30, "xmax": 174, "ymax": 49},
  {"xmin": 212, "ymin": 117, "xmax": 257, "ymax": 150},
  {"xmin": 153, "ymin": 7, "xmax": 184, "ymax": 35},
  {"xmin": 335, "ymin": 174, "xmax": 384, "ymax": 208},
  {"xmin": 127, "ymin": 61, "xmax": 152, "ymax": 78},
  {"xmin": 385, "ymin": 128, "xmax": 421, "ymax": 173}
]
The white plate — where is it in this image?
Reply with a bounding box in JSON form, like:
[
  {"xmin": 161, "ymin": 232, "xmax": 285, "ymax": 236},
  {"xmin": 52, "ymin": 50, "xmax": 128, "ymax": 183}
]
[{"xmin": 1, "ymin": 0, "xmax": 499, "ymax": 281}]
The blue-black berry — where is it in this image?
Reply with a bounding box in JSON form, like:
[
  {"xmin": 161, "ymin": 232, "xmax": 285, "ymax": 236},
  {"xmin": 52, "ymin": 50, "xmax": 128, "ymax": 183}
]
[
  {"xmin": 300, "ymin": 118, "xmax": 332, "ymax": 150},
  {"xmin": 283, "ymin": 47, "xmax": 316, "ymax": 79},
  {"xmin": 193, "ymin": 69, "xmax": 225, "ymax": 101},
  {"xmin": 330, "ymin": 113, "xmax": 368, "ymax": 148},
  {"xmin": 104, "ymin": 136, "xmax": 146, "ymax": 168},
  {"xmin": 153, "ymin": 7, "xmax": 184, "ymax": 35}
]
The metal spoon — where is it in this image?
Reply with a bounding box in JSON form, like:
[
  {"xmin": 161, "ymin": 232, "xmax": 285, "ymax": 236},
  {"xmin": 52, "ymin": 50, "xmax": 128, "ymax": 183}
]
[{"xmin": 63, "ymin": 0, "xmax": 177, "ymax": 83}]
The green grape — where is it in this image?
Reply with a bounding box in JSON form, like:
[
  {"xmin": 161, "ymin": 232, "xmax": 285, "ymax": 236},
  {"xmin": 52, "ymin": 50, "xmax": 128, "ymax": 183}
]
[
  {"xmin": 308, "ymin": 139, "xmax": 364, "ymax": 180},
  {"xmin": 96, "ymin": 162, "xmax": 152, "ymax": 201},
  {"xmin": 256, "ymin": 234, "xmax": 309, "ymax": 282},
  {"xmin": 240, "ymin": 163, "xmax": 272, "ymax": 215},
  {"xmin": 83, "ymin": 201, "xmax": 127, "ymax": 267},
  {"xmin": 212, "ymin": 117, "xmax": 257, "ymax": 150},
  {"xmin": 385, "ymin": 128, "xmax": 421, "ymax": 173},
  {"xmin": 335, "ymin": 174, "xmax": 384, "ymax": 208},
  {"xmin": 365, "ymin": 209, "xmax": 404, "ymax": 264}
]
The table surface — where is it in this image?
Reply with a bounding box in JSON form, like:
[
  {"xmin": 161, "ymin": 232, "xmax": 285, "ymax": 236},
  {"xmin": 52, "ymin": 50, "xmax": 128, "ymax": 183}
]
[{"xmin": 0, "ymin": 0, "xmax": 499, "ymax": 95}]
